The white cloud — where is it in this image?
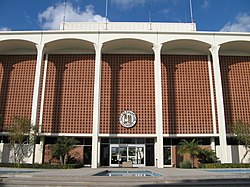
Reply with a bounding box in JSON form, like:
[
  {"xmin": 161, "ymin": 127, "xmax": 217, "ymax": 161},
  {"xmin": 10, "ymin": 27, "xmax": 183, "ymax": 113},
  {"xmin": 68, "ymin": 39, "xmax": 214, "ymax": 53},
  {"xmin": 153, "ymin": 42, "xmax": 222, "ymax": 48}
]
[
  {"xmin": 0, "ymin": 27, "xmax": 11, "ymax": 31},
  {"xmin": 111, "ymin": 0, "xmax": 146, "ymax": 10},
  {"xmin": 160, "ymin": 8, "xmax": 171, "ymax": 15},
  {"xmin": 220, "ymin": 13, "xmax": 250, "ymax": 32},
  {"xmin": 38, "ymin": 2, "xmax": 107, "ymax": 30},
  {"xmin": 202, "ymin": 0, "xmax": 210, "ymax": 9}
]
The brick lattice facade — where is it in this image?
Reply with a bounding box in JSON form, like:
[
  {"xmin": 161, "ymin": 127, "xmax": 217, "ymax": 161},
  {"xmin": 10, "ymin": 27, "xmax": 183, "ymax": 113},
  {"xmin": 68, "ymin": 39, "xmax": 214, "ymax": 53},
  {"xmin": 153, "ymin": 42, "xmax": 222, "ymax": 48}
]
[
  {"xmin": 220, "ymin": 56, "xmax": 250, "ymax": 132},
  {"xmin": 100, "ymin": 54, "xmax": 156, "ymax": 134},
  {"xmin": 0, "ymin": 55, "xmax": 36, "ymax": 131},
  {"xmin": 161, "ymin": 55, "xmax": 214, "ymax": 134},
  {"xmin": 42, "ymin": 54, "xmax": 95, "ymax": 133}
]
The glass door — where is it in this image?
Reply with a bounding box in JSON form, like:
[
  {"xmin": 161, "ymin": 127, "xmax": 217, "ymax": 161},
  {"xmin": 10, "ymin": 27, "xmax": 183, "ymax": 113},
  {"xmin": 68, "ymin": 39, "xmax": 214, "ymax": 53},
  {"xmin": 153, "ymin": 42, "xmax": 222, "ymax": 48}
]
[
  {"xmin": 83, "ymin": 146, "xmax": 92, "ymax": 166},
  {"xmin": 111, "ymin": 146, "xmax": 119, "ymax": 165},
  {"xmin": 110, "ymin": 144, "xmax": 145, "ymax": 167},
  {"xmin": 119, "ymin": 146, "xmax": 128, "ymax": 164},
  {"xmin": 128, "ymin": 146, "xmax": 136, "ymax": 163},
  {"xmin": 163, "ymin": 146, "xmax": 172, "ymax": 166}
]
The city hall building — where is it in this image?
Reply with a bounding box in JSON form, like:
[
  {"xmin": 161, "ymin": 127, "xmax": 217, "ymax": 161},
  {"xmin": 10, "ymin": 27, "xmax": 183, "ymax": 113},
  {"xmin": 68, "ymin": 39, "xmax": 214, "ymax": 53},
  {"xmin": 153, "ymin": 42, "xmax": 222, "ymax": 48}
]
[{"xmin": 0, "ymin": 22, "xmax": 250, "ymax": 168}]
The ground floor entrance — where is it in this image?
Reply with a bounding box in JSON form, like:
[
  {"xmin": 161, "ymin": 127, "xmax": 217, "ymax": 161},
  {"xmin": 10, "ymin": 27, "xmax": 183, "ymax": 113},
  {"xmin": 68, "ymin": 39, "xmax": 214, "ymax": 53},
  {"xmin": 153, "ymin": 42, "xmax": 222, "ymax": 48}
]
[
  {"xmin": 100, "ymin": 138, "xmax": 155, "ymax": 167},
  {"xmin": 110, "ymin": 144, "xmax": 145, "ymax": 167}
]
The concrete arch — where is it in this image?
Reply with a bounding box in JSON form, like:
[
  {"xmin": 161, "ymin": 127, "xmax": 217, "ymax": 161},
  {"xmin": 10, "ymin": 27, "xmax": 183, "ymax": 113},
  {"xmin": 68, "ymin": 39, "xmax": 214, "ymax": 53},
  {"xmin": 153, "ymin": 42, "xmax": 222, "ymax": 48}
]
[
  {"xmin": 220, "ymin": 41, "xmax": 250, "ymax": 55},
  {"xmin": 0, "ymin": 39, "xmax": 37, "ymax": 54},
  {"xmin": 102, "ymin": 38, "xmax": 154, "ymax": 54},
  {"xmin": 44, "ymin": 38, "xmax": 95, "ymax": 54},
  {"xmin": 161, "ymin": 39, "xmax": 211, "ymax": 55}
]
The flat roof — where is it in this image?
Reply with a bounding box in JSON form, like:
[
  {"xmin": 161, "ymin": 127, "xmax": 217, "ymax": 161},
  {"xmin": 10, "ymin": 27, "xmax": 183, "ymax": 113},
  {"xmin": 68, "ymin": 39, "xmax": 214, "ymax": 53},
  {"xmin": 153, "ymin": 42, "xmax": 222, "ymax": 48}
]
[{"xmin": 60, "ymin": 22, "xmax": 197, "ymax": 32}]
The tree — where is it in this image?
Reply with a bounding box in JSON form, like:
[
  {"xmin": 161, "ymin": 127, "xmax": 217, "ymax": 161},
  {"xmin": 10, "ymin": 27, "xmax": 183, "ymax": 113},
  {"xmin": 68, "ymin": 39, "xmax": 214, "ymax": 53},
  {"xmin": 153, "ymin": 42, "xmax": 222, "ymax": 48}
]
[
  {"xmin": 52, "ymin": 136, "xmax": 79, "ymax": 164},
  {"xmin": 232, "ymin": 120, "xmax": 250, "ymax": 163},
  {"xmin": 177, "ymin": 139, "xmax": 201, "ymax": 168},
  {"xmin": 8, "ymin": 116, "xmax": 33, "ymax": 163},
  {"xmin": 198, "ymin": 148, "xmax": 217, "ymax": 164}
]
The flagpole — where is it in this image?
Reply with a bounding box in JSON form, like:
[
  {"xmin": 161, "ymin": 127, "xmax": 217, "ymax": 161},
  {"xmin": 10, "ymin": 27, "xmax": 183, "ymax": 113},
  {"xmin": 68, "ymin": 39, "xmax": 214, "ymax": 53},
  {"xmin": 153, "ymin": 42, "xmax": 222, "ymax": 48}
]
[
  {"xmin": 105, "ymin": 0, "xmax": 108, "ymax": 29},
  {"xmin": 148, "ymin": 0, "xmax": 152, "ymax": 30},
  {"xmin": 189, "ymin": 0, "xmax": 194, "ymax": 23},
  {"xmin": 62, "ymin": 0, "xmax": 67, "ymax": 30}
]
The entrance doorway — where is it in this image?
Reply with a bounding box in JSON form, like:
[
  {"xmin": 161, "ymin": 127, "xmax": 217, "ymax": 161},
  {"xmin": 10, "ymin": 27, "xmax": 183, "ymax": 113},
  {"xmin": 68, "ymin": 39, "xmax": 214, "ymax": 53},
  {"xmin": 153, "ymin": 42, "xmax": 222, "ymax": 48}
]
[
  {"xmin": 83, "ymin": 146, "xmax": 92, "ymax": 166},
  {"xmin": 163, "ymin": 146, "xmax": 172, "ymax": 166},
  {"xmin": 110, "ymin": 144, "xmax": 145, "ymax": 167}
]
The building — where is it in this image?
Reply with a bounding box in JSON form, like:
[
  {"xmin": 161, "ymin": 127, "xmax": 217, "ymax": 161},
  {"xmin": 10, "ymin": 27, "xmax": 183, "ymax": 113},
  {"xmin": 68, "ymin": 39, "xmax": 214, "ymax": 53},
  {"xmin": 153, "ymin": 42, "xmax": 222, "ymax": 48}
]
[{"xmin": 0, "ymin": 22, "xmax": 250, "ymax": 168}]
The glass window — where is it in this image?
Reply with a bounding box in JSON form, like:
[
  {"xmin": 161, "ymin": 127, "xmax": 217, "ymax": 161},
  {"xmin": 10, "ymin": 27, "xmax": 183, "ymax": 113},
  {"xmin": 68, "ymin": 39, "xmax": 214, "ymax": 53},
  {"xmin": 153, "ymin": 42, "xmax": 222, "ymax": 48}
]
[
  {"xmin": 146, "ymin": 138, "xmax": 154, "ymax": 144},
  {"xmin": 84, "ymin": 138, "xmax": 92, "ymax": 145},
  {"xmin": 137, "ymin": 138, "xmax": 145, "ymax": 144},
  {"xmin": 120, "ymin": 138, "xmax": 135, "ymax": 144},
  {"xmin": 111, "ymin": 138, "xmax": 119, "ymax": 144},
  {"xmin": 163, "ymin": 138, "xmax": 171, "ymax": 145},
  {"xmin": 101, "ymin": 138, "xmax": 109, "ymax": 144}
]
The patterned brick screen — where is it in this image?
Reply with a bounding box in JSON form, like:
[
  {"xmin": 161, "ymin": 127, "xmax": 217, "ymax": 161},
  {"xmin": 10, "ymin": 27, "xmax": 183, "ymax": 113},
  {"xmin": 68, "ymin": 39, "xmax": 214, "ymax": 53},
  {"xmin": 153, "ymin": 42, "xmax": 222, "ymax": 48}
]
[
  {"xmin": 220, "ymin": 56, "xmax": 250, "ymax": 132},
  {"xmin": 161, "ymin": 55, "xmax": 213, "ymax": 134},
  {"xmin": 42, "ymin": 54, "xmax": 95, "ymax": 133},
  {"xmin": 0, "ymin": 55, "xmax": 36, "ymax": 131},
  {"xmin": 100, "ymin": 54, "xmax": 156, "ymax": 134}
]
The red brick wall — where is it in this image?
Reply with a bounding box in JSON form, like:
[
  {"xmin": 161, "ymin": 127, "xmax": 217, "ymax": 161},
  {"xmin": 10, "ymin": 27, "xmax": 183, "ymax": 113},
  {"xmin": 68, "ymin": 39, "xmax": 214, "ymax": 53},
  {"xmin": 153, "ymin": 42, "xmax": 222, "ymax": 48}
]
[
  {"xmin": 42, "ymin": 54, "xmax": 95, "ymax": 133},
  {"xmin": 161, "ymin": 55, "xmax": 213, "ymax": 134},
  {"xmin": 0, "ymin": 55, "xmax": 36, "ymax": 131},
  {"xmin": 220, "ymin": 56, "xmax": 250, "ymax": 132},
  {"xmin": 44, "ymin": 144, "xmax": 83, "ymax": 164},
  {"xmin": 100, "ymin": 54, "xmax": 156, "ymax": 134}
]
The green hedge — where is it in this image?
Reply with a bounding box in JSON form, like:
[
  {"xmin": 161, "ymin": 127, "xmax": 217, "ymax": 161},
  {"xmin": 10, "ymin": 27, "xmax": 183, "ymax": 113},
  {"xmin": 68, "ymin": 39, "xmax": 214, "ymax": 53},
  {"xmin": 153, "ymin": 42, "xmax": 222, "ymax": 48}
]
[
  {"xmin": 200, "ymin": 163, "xmax": 250, "ymax": 168},
  {"xmin": 179, "ymin": 160, "xmax": 192, "ymax": 169},
  {"xmin": 0, "ymin": 163, "xmax": 83, "ymax": 169}
]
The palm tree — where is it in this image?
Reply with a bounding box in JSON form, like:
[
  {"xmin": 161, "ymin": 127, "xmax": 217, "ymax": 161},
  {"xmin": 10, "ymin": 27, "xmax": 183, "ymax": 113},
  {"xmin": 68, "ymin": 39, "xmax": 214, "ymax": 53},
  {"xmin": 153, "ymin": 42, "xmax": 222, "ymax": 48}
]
[
  {"xmin": 52, "ymin": 136, "xmax": 79, "ymax": 164},
  {"xmin": 177, "ymin": 139, "xmax": 201, "ymax": 168}
]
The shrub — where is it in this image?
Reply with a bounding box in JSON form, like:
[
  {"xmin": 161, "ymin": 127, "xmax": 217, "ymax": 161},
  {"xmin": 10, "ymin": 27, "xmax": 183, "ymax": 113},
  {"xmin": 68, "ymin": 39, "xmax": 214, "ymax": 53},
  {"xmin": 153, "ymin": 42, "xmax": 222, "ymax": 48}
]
[
  {"xmin": 179, "ymin": 160, "xmax": 192, "ymax": 169},
  {"xmin": 0, "ymin": 163, "xmax": 83, "ymax": 169},
  {"xmin": 200, "ymin": 163, "xmax": 250, "ymax": 168},
  {"xmin": 198, "ymin": 148, "xmax": 218, "ymax": 164}
]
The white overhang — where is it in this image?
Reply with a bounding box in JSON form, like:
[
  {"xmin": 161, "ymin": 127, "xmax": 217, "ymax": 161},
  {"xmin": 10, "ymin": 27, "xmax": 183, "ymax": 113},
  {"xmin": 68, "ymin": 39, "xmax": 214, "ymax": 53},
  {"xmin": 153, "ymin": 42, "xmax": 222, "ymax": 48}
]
[{"xmin": 60, "ymin": 22, "xmax": 196, "ymax": 32}]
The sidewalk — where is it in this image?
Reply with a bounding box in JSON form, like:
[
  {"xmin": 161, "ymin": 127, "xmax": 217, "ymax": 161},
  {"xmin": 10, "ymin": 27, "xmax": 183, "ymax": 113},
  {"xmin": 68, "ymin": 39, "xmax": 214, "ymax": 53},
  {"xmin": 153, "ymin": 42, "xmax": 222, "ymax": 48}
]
[{"xmin": 1, "ymin": 167, "xmax": 250, "ymax": 186}]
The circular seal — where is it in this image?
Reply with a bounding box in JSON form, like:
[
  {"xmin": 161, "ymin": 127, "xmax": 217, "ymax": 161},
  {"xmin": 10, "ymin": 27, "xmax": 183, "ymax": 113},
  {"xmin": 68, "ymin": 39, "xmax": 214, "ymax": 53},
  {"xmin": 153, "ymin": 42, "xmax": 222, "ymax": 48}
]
[{"xmin": 119, "ymin": 110, "xmax": 137, "ymax": 128}]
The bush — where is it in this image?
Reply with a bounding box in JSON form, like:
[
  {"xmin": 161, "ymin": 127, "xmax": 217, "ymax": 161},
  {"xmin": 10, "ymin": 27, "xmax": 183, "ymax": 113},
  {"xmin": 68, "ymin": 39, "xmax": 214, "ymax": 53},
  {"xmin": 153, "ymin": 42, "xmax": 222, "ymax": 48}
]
[
  {"xmin": 179, "ymin": 160, "xmax": 192, "ymax": 169},
  {"xmin": 198, "ymin": 149, "xmax": 218, "ymax": 164},
  {"xmin": 0, "ymin": 163, "xmax": 83, "ymax": 169},
  {"xmin": 200, "ymin": 163, "xmax": 250, "ymax": 168}
]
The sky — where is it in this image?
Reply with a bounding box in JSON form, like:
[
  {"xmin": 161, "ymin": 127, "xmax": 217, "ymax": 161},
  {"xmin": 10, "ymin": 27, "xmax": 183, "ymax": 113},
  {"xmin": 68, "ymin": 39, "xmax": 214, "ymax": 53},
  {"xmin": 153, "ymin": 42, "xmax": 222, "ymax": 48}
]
[{"xmin": 0, "ymin": 0, "xmax": 250, "ymax": 32}]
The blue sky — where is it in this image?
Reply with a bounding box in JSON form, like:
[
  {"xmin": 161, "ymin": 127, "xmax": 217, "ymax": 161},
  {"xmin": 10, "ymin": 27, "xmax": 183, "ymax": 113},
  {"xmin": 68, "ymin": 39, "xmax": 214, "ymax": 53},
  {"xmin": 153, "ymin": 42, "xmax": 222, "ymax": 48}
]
[{"xmin": 0, "ymin": 0, "xmax": 250, "ymax": 32}]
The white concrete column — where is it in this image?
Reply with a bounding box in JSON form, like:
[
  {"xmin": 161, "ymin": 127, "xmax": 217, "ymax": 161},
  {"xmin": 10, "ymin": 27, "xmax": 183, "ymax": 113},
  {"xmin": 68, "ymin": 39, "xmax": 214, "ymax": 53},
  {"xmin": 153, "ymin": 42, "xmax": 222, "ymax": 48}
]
[
  {"xmin": 35, "ymin": 136, "xmax": 45, "ymax": 164},
  {"xmin": 91, "ymin": 43, "xmax": 103, "ymax": 168},
  {"xmin": 0, "ymin": 142, "xmax": 3, "ymax": 162},
  {"xmin": 31, "ymin": 44, "xmax": 45, "ymax": 127},
  {"xmin": 38, "ymin": 54, "xmax": 49, "ymax": 133},
  {"xmin": 152, "ymin": 44, "xmax": 164, "ymax": 168},
  {"xmin": 207, "ymin": 55, "xmax": 217, "ymax": 135},
  {"xmin": 30, "ymin": 44, "xmax": 45, "ymax": 164},
  {"xmin": 209, "ymin": 45, "xmax": 229, "ymax": 163},
  {"xmin": 210, "ymin": 137, "xmax": 216, "ymax": 151}
]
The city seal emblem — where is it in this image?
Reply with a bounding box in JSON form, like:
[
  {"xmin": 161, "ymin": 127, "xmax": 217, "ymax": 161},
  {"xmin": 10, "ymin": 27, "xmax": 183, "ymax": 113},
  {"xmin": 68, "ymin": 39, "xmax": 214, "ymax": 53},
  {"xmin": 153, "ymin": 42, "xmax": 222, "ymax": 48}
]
[{"xmin": 119, "ymin": 110, "xmax": 137, "ymax": 128}]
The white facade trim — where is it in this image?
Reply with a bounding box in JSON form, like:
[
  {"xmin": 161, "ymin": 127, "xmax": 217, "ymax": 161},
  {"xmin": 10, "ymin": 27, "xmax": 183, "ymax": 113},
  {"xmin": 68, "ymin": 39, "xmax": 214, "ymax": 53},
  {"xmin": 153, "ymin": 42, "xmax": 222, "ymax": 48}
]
[
  {"xmin": 91, "ymin": 43, "xmax": 103, "ymax": 168},
  {"xmin": 163, "ymin": 134, "xmax": 219, "ymax": 137},
  {"xmin": 31, "ymin": 44, "xmax": 45, "ymax": 127},
  {"xmin": 153, "ymin": 43, "xmax": 164, "ymax": 168},
  {"xmin": 40, "ymin": 133, "xmax": 93, "ymax": 137},
  {"xmin": 38, "ymin": 54, "xmax": 49, "ymax": 133},
  {"xmin": 209, "ymin": 45, "xmax": 228, "ymax": 163},
  {"xmin": 207, "ymin": 55, "xmax": 217, "ymax": 135},
  {"xmin": 61, "ymin": 22, "xmax": 196, "ymax": 32},
  {"xmin": 99, "ymin": 134, "xmax": 157, "ymax": 137}
]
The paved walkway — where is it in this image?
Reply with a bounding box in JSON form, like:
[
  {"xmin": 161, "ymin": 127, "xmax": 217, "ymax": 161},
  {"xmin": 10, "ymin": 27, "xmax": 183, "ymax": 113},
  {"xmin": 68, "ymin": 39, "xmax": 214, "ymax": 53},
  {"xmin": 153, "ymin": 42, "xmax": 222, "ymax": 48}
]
[{"xmin": 1, "ymin": 167, "xmax": 250, "ymax": 186}]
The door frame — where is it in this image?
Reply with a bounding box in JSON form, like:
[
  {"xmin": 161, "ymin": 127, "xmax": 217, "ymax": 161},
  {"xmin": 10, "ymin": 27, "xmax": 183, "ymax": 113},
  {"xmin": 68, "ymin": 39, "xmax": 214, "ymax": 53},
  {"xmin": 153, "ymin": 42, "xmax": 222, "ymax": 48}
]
[
  {"xmin": 163, "ymin": 145, "xmax": 172, "ymax": 167},
  {"xmin": 110, "ymin": 144, "xmax": 145, "ymax": 167}
]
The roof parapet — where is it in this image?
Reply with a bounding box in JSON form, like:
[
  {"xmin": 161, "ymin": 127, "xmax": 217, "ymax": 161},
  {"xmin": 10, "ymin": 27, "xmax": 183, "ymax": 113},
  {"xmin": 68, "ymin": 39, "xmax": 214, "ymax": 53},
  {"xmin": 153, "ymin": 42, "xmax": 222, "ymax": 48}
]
[{"xmin": 60, "ymin": 22, "xmax": 196, "ymax": 32}]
